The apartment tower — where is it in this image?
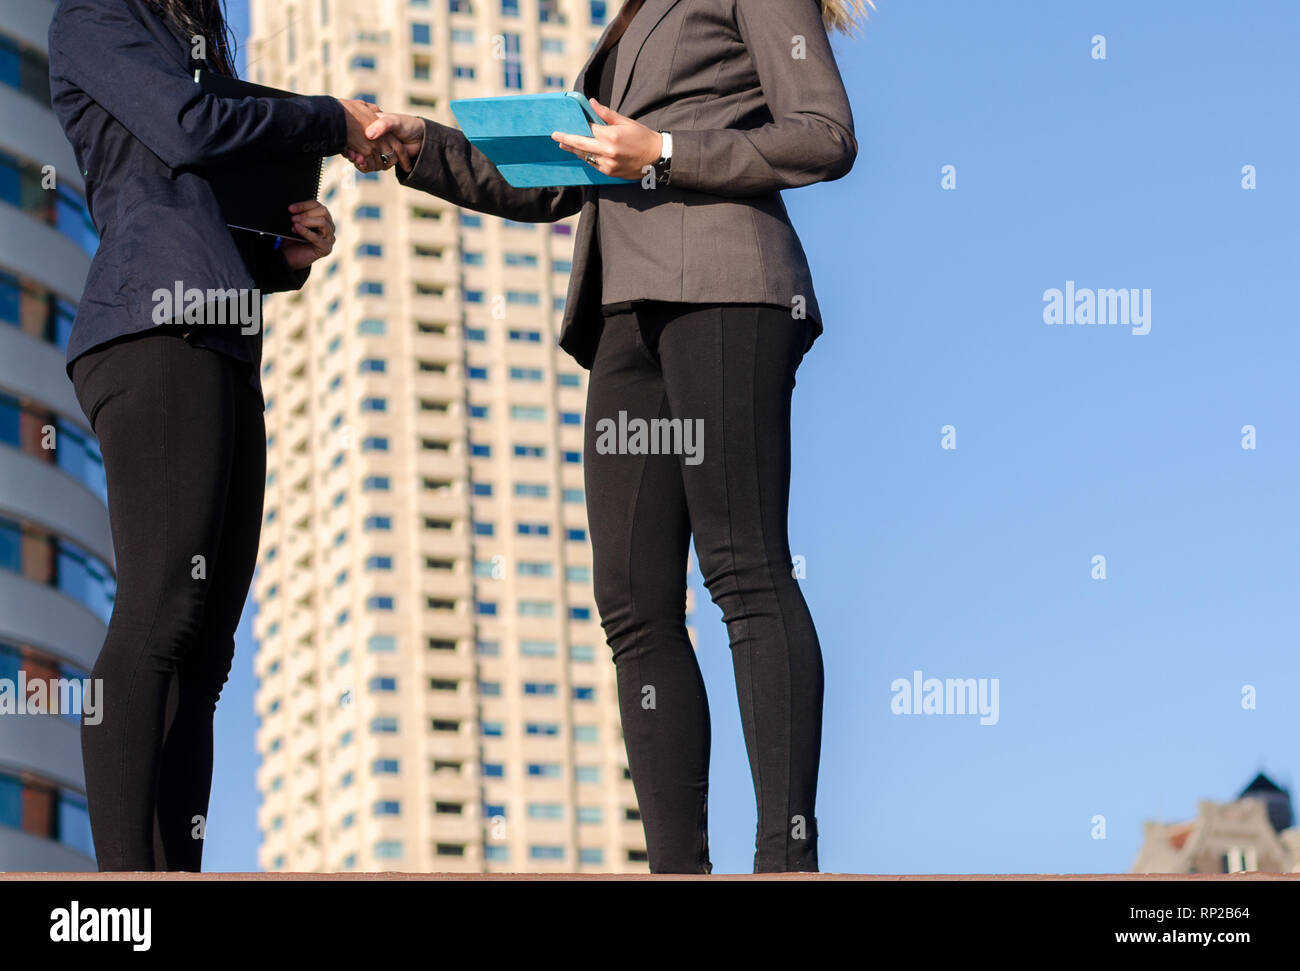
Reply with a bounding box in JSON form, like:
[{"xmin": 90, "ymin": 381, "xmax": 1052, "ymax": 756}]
[
  {"xmin": 0, "ymin": 0, "xmax": 106, "ymax": 871},
  {"xmin": 248, "ymin": 0, "xmax": 651, "ymax": 873}
]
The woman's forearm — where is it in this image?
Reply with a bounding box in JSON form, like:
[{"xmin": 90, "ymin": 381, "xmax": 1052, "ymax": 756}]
[{"xmin": 394, "ymin": 117, "xmax": 584, "ymax": 223}]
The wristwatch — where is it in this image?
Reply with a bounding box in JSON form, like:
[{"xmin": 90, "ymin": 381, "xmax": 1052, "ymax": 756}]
[{"xmin": 652, "ymin": 131, "xmax": 673, "ymax": 186}]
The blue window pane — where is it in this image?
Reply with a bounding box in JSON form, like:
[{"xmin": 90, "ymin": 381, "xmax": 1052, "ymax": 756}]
[
  {"xmin": 57, "ymin": 793, "xmax": 94, "ymax": 856},
  {"xmin": 0, "ymin": 774, "xmax": 20, "ymax": 827}
]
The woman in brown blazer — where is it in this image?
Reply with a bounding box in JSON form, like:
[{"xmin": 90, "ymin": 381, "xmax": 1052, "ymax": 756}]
[{"xmin": 358, "ymin": 0, "xmax": 866, "ymax": 873}]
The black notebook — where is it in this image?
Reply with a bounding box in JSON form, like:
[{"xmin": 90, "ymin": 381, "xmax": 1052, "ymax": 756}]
[{"xmin": 195, "ymin": 69, "xmax": 325, "ymax": 241}]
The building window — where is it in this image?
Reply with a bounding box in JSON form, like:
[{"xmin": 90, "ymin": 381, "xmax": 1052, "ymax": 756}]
[
  {"xmin": 367, "ymin": 635, "xmax": 397, "ymax": 653},
  {"xmin": 502, "ymin": 33, "xmax": 523, "ymax": 89},
  {"xmin": 374, "ymin": 841, "xmax": 404, "ymax": 860}
]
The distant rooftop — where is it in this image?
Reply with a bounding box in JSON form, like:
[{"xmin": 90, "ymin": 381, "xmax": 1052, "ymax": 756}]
[{"xmin": 1238, "ymin": 772, "xmax": 1293, "ymax": 833}]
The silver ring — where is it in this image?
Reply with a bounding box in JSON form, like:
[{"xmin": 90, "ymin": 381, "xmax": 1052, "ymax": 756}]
[
  {"xmin": 585, "ymin": 154, "xmax": 597, "ymax": 165},
  {"xmin": 380, "ymin": 153, "xmax": 393, "ymax": 165}
]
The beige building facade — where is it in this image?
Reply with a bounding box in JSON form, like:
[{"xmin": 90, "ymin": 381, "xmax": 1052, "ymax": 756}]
[
  {"xmin": 248, "ymin": 0, "xmax": 652, "ymax": 873},
  {"xmin": 1133, "ymin": 773, "xmax": 1300, "ymax": 874}
]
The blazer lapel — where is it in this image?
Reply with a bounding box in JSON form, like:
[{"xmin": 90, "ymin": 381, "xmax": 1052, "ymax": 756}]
[{"xmin": 609, "ymin": 0, "xmax": 681, "ymax": 112}]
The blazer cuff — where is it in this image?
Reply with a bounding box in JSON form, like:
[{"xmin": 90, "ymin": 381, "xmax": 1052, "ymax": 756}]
[
  {"xmin": 305, "ymin": 95, "xmax": 348, "ymax": 157},
  {"xmin": 664, "ymin": 128, "xmax": 704, "ymax": 192},
  {"xmin": 396, "ymin": 119, "xmax": 445, "ymax": 192},
  {"xmin": 261, "ymin": 246, "xmax": 312, "ymax": 293}
]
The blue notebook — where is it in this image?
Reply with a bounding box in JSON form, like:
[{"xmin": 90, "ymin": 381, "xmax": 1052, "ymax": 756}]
[{"xmin": 449, "ymin": 91, "xmax": 636, "ymax": 188}]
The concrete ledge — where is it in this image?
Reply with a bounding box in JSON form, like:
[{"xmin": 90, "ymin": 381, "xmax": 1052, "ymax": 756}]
[{"xmin": 1, "ymin": 871, "xmax": 1297, "ymax": 881}]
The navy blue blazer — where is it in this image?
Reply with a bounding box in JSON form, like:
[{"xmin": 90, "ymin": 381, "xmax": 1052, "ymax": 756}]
[{"xmin": 47, "ymin": 0, "xmax": 347, "ymax": 371}]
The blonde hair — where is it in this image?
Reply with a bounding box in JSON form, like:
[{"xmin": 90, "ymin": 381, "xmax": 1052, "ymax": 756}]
[{"xmin": 822, "ymin": 0, "xmax": 876, "ymax": 35}]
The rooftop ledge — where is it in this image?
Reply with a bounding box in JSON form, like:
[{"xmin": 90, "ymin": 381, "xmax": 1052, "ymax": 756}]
[{"xmin": 2, "ymin": 872, "xmax": 1295, "ymax": 881}]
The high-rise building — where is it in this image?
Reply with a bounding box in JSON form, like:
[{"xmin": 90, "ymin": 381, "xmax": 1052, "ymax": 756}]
[
  {"xmin": 1133, "ymin": 773, "xmax": 1300, "ymax": 873},
  {"xmin": 0, "ymin": 0, "xmax": 108, "ymax": 871},
  {"xmin": 249, "ymin": 0, "xmax": 653, "ymax": 873}
]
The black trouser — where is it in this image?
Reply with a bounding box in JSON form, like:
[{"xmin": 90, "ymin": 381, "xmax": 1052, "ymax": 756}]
[
  {"xmin": 70, "ymin": 329, "xmax": 265, "ymax": 871},
  {"xmin": 585, "ymin": 302, "xmax": 825, "ymax": 873}
]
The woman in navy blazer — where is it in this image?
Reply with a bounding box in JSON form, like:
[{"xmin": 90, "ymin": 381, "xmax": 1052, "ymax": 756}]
[{"xmin": 47, "ymin": 0, "xmax": 404, "ymax": 871}]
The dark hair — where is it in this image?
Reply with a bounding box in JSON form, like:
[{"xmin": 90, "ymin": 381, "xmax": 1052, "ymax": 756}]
[{"xmin": 142, "ymin": 0, "xmax": 238, "ymax": 76}]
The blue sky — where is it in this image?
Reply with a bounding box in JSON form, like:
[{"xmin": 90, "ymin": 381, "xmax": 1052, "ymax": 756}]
[{"xmin": 205, "ymin": 0, "xmax": 1300, "ymax": 873}]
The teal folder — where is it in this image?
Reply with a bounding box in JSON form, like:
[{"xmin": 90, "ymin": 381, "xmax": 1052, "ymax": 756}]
[{"xmin": 449, "ymin": 91, "xmax": 636, "ymax": 188}]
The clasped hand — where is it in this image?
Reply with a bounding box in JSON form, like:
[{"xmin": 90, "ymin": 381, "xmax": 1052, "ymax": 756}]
[{"xmin": 338, "ymin": 99, "xmax": 414, "ymax": 174}]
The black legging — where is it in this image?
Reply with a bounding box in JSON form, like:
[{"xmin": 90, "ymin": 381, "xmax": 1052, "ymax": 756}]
[
  {"xmin": 70, "ymin": 329, "xmax": 264, "ymax": 871},
  {"xmin": 585, "ymin": 302, "xmax": 824, "ymax": 873}
]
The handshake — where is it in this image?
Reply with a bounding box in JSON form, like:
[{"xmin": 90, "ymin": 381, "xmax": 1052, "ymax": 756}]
[
  {"xmin": 337, "ymin": 96, "xmax": 666, "ymax": 182},
  {"xmin": 338, "ymin": 100, "xmax": 425, "ymax": 175}
]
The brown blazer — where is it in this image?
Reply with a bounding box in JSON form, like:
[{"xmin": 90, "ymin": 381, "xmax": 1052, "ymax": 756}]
[{"xmin": 396, "ymin": 0, "xmax": 857, "ymax": 367}]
